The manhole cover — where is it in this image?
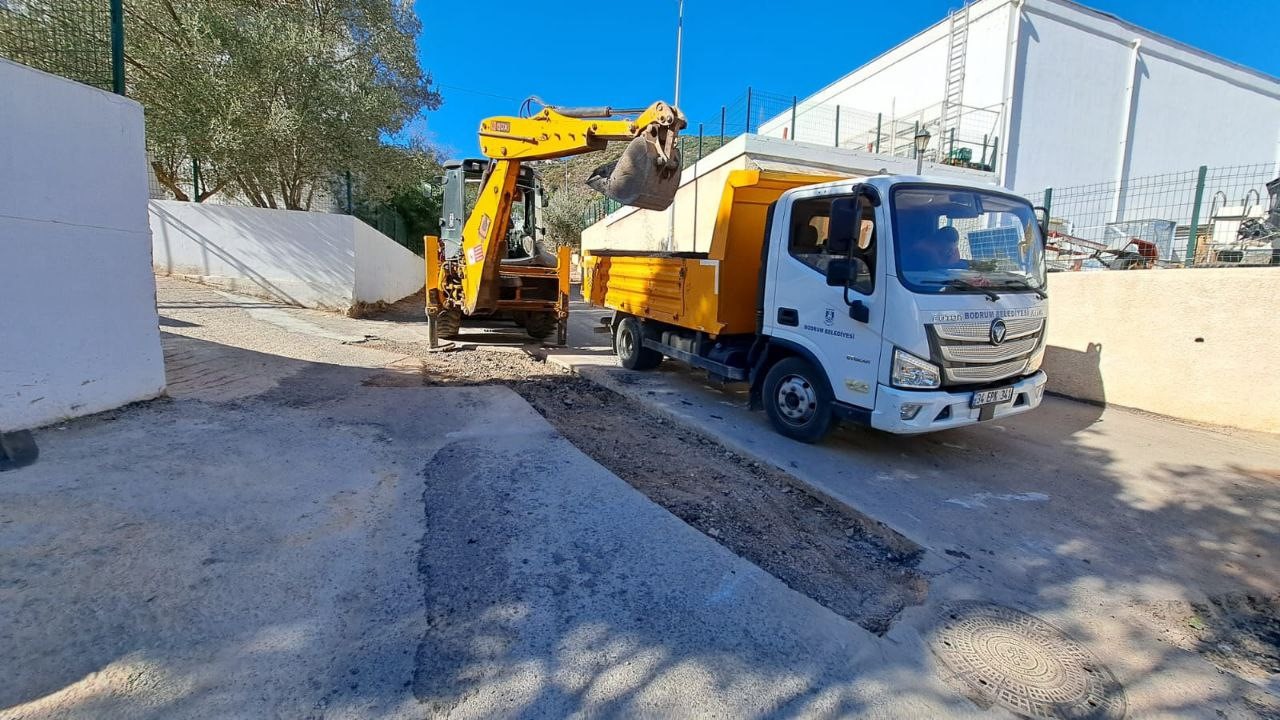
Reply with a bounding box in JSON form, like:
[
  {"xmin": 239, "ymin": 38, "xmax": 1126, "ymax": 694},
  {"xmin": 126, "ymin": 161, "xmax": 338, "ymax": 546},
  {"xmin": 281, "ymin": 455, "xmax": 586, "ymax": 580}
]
[{"xmin": 931, "ymin": 602, "xmax": 1126, "ymax": 719}]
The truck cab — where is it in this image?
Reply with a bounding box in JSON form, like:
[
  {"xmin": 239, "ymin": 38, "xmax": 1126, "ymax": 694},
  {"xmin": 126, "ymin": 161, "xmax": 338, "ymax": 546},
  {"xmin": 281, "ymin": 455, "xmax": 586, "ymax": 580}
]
[
  {"xmin": 757, "ymin": 176, "xmax": 1048, "ymax": 439},
  {"xmin": 585, "ymin": 171, "xmax": 1049, "ymax": 442}
]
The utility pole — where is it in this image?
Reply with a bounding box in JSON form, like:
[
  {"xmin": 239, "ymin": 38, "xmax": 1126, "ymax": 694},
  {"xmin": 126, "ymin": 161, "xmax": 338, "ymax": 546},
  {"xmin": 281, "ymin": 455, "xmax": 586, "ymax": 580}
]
[
  {"xmin": 667, "ymin": 0, "xmax": 685, "ymax": 252},
  {"xmin": 674, "ymin": 0, "xmax": 684, "ymax": 108}
]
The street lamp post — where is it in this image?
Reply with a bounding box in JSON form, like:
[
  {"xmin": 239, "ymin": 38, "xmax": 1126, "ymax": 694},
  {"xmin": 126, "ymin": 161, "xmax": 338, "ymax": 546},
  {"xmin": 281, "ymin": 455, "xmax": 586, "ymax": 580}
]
[{"xmin": 914, "ymin": 127, "xmax": 932, "ymax": 175}]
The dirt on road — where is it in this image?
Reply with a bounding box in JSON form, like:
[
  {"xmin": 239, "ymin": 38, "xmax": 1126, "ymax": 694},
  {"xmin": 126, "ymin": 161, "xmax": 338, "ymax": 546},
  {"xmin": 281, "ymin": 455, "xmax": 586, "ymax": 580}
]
[{"xmin": 362, "ymin": 343, "xmax": 927, "ymax": 634}]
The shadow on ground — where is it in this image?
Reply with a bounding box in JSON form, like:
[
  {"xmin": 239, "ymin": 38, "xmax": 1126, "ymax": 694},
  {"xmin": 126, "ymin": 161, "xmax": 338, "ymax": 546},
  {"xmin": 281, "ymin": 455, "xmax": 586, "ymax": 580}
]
[{"xmin": 3, "ymin": 324, "xmax": 1278, "ymax": 718}]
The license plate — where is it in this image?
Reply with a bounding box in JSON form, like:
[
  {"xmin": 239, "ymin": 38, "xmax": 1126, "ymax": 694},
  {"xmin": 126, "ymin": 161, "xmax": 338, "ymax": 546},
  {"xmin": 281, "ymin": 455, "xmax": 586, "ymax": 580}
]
[{"xmin": 971, "ymin": 387, "xmax": 1014, "ymax": 408}]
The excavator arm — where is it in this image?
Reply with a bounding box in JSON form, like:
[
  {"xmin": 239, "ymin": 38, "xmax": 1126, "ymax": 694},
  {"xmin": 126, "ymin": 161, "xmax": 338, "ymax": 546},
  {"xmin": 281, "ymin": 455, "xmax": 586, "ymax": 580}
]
[{"xmin": 454, "ymin": 100, "xmax": 686, "ymax": 315}]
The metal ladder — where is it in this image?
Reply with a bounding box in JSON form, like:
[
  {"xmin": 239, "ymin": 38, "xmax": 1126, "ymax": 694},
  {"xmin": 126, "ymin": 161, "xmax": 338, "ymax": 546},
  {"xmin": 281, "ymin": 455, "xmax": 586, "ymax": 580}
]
[{"xmin": 940, "ymin": 3, "xmax": 971, "ymax": 157}]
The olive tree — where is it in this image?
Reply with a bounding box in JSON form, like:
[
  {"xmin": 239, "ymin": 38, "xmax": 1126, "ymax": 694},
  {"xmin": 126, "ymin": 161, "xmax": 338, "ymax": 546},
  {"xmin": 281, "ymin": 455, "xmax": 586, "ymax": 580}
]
[{"xmin": 126, "ymin": 0, "xmax": 440, "ymax": 209}]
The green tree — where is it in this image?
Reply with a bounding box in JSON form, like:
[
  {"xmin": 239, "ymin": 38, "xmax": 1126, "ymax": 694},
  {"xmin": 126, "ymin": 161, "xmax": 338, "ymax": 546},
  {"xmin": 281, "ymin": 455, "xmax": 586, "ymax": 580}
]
[
  {"xmin": 534, "ymin": 147, "xmax": 624, "ymax": 249},
  {"xmin": 126, "ymin": 0, "xmax": 440, "ymax": 209}
]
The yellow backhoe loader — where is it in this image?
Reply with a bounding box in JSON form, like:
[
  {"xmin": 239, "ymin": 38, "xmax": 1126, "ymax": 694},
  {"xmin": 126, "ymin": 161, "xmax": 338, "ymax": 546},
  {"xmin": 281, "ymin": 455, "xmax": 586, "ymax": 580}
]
[{"xmin": 424, "ymin": 99, "xmax": 686, "ymax": 345}]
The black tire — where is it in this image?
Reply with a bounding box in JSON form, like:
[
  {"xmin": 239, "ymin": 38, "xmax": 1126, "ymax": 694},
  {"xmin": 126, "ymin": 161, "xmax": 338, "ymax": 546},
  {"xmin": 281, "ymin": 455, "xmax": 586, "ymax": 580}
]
[
  {"xmin": 762, "ymin": 356, "xmax": 835, "ymax": 443},
  {"xmin": 614, "ymin": 316, "xmax": 663, "ymax": 370},
  {"xmin": 435, "ymin": 309, "xmax": 462, "ymax": 339},
  {"xmin": 524, "ymin": 312, "xmax": 557, "ymax": 340}
]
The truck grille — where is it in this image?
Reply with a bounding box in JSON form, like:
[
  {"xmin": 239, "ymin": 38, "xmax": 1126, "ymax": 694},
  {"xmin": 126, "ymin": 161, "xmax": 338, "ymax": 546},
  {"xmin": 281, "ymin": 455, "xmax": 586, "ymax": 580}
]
[
  {"xmin": 933, "ymin": 317, "xmax": 1043, "ymax": 342},
  {"xmin": 928, "ymin": 318, "xmax": 1044, "ymax": 386},
  {"xmin": 940, "ymin": 336, "xmax": 1038, "ymax": 363}
]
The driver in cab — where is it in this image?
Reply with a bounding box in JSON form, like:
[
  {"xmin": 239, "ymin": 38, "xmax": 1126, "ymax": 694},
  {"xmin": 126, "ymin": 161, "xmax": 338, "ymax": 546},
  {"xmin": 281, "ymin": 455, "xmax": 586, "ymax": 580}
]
[{"xmin": 901, "ymin": 224, "xmax": 967, "ymax": 273}]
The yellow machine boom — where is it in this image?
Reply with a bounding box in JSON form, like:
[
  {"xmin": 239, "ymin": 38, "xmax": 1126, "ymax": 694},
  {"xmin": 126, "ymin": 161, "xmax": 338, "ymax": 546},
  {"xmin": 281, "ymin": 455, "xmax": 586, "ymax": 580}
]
[{"xmin": 425, "ymin": 100, "xmax": 685, "ymax": 345}]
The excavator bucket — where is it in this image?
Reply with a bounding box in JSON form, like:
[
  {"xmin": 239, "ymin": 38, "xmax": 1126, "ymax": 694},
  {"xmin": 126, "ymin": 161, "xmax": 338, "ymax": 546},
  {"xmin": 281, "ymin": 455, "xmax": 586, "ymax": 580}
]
[{"xmin": 586, "ymin": 135, "xmax": 682, "ymax": 211}]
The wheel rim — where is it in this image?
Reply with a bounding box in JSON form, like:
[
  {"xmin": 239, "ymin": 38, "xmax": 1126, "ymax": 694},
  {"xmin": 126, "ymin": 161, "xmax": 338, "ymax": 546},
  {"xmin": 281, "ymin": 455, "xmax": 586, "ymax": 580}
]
[
  {"xmin": 775, "ymin": 375, "xmax": 817, "ymax": 425},
  {"xmin": 619, "ymin": 327, "xmax": 636, "ymax": 360}
]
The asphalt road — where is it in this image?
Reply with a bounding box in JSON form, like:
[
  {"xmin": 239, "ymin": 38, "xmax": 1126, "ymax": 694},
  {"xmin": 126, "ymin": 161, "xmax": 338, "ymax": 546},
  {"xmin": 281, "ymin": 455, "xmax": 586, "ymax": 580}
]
[
  {"xmin": 0, "ymin": 279, "xmax": 982, "ymax": 719},
  {"xmin": 555, "ymin": 299, "xmax": 1280, "ymax": 717},
  {"xmin": 2, "ymin": 279, "xmax": 1276, "ymax": 718}
]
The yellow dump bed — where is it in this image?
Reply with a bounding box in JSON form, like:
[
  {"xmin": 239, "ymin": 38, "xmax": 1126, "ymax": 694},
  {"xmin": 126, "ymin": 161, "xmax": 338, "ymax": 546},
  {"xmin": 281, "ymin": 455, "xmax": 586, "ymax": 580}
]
[{"xmin": 583, "ymin": 169, "xmax": 839, "ymax": 336}]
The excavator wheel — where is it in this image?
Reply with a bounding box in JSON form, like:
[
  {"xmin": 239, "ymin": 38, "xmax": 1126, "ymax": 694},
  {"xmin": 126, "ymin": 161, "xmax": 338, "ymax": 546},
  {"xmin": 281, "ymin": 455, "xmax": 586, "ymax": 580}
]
[
  {"xmin": 436, "ymin": 309, "xmax": 462, "ymax": 339},
  {"xmin": 523, "ymin": 312, "xmax": 557, "ymax": 340}
]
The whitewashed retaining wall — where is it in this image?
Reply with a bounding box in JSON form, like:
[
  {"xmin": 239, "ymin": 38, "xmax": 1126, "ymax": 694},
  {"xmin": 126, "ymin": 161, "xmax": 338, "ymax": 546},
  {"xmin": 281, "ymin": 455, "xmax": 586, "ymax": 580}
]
[
  {"xmin": 150, "ymin": 201, "xmax": 424, "ymax": 311},
  {"xmin": 0, "ymin": 59, "xmax": 166, "ymax": 431},
  {"xmin": 1044, "ymin": 268, "xmax": 1280, "ymax": 434}
]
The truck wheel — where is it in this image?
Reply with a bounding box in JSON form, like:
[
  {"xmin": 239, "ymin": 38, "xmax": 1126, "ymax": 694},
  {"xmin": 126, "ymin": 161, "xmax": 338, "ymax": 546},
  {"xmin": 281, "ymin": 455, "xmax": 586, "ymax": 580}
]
[
  {"xmin": 524, "ymin": 312, "xmax": 557, "ymax": 340},
  {"xmin": 763, "ymin": 356, "xmax": 835, "ymax": 443},
  {"xmin": 615, "ymin": 316, "xmax": 663, "ymax": 370},
  {"xmin": 436, "ymin": 309, "xmax": 462, "ymax": 339}
]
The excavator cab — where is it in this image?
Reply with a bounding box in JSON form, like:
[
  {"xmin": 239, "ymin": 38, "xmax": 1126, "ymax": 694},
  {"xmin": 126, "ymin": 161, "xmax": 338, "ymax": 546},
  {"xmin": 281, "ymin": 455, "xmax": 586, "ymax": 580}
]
[{"xmin": 439, "ymin": 158, "xmax": 545, "ymax": 261}]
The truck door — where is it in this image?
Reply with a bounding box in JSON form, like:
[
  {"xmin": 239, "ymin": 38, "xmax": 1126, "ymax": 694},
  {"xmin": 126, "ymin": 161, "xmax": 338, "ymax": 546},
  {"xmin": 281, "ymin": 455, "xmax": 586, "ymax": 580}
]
[{"xmin": 764, "ymin": 189, "xmax": 886, "ymax": 410}]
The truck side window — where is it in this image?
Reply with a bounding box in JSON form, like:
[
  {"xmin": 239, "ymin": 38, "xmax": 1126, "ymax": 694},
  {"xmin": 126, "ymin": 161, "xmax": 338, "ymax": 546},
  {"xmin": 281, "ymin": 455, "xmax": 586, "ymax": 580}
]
[{"xmin": 788, "ymin": 196, "xmax": 876, "ymax": 294}]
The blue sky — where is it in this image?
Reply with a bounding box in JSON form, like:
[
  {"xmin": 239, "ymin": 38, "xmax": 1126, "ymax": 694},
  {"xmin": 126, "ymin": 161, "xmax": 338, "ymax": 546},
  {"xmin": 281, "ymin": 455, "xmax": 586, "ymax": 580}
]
[{"xmin": 411, "ymin": 0, "xmax": 1278, "ymax": 158}]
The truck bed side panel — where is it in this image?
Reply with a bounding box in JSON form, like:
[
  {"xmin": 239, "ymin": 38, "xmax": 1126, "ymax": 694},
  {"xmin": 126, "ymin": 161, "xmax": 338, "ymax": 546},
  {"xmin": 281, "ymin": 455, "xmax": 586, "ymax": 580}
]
[
  {"xmin": 584, "ymin": 169, "xmax": 844, "ymax": 336},
  {"xmin": 586, "ymin": 256, "xmax": 686, "ymax": 326}
]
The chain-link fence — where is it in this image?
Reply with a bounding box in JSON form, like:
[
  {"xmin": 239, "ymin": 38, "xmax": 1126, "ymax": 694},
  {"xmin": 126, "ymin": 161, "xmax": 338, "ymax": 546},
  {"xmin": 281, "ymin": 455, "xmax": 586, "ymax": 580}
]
[
  {"xmin": 709, "ymin": 88, "xmax": 1002, "ymax": 171},
  {"xmin": 0, "ymin": 0, "xmax": 122, "ymax": 93},
  {"xmin": 1025, "ymin": 164, "xmax": 1280, "ymax": 270}
]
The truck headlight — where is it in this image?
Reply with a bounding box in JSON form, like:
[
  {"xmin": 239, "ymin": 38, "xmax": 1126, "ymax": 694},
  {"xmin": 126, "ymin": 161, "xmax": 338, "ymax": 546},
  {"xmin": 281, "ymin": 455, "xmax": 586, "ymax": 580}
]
[
  {"xmin": 1026, "ymin": 346, "xmax": 1046, "ymax": 373},
  {"xmin": 892, "ymin": 349, "xmax": 941, "ymax": 389}
]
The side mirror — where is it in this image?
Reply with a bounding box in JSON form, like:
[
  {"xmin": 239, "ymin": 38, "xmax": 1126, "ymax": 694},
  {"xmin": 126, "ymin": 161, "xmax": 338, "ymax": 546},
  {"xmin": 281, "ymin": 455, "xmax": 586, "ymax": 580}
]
[
  {"xmin": 825, "ymin": 258, "xmax": 854, "ymax": 286},
  {"xmin": 1033, "ymin": 205, "xmax": 1050, "ymax": 241},
  {"xmin": 828, "ymin": 197, "xmax": 860, "ymax": 255}
]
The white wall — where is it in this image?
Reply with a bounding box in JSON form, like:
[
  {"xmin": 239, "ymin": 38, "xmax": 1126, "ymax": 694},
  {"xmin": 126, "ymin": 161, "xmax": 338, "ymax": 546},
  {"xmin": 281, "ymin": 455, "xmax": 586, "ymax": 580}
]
[
  {"xmin": 1043, "ymin": 268, "xmax": 1280, "ymax": 433},
  {"xmin": 354, "ymin": 221, "xmax": 427, "ymax": 305},
  {"xmin": 0, "ymin": 59, "xmax": 166, "ymax": 431},
  {"xmin": 150, "ymin": 201, "xmax": 423, "ymax": 311},
  {"xmin": 756, "ymin": 0, "xmax": 1010, "ymax": 154},
  {"xmin": 1010, "ymin": 0, "xmax": 1280, "ymax": 194},
  {"xmin": 756, "ymin": 0, "xmax": 1280, "ymax": 198}
]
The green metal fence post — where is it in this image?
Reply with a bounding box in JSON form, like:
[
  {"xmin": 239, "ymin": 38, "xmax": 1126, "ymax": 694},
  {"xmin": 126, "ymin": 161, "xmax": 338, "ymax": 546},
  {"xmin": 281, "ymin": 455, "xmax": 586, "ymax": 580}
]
[
  {"xmin": 834, "ymin": 106, "xmax": 841, "ymax": 147},
  {"xmin": 913, "ymin": 121, "xmax": 920, "ymax": 159},
  {"xmin": 719, "ymin": 106, "xmax": 725, "ymax": 143},
  {"xmin": 345, "ymin": 170, "xmax": 354, "ymax": 214},
  {"xmin": 874, "ymin": 113, "xmax": 882, "ymax": 154},
  {"xmin": 192, "ymin": 158, "xmax": 202, "ymax": 202},
  {"xmin": 980, "ymin": 134, "xmax": 988, "ymax": 166},
  {"xmin": 1185, "ymin": 165, "xmax": 1208, "ymax": 264},
  {"xmin": 948, "ymin": 128, "xmax": 955, "ymax": 158},
  {"xmin": 1042, "ymin": 187, "xmax": 1052, "ymax": 228},
  {"xmin": 697, "ymin": 123, "xmax": 703, "ymax": 163},
  {"xmin": 745, "ymin": 87, "xmax": 753, "ymax": 134},
  {"xmin": 789, "ymin": 96, "xmax": 797, "ymax": 140},
  {"xmin": 109, "ymin": 0, "xmax": 125, "ymax": 95}
]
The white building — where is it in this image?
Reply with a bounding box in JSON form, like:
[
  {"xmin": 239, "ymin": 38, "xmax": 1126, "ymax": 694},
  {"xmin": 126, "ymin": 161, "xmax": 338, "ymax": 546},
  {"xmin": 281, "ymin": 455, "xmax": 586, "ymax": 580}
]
[{"xmin": 757, "ymin": 0, "xmax": 1280, "ymax": 195}]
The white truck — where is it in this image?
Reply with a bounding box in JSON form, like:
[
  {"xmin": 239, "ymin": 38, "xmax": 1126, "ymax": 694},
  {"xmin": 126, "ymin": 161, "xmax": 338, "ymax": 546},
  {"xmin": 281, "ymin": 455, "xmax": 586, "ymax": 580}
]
[{"xmin": 583, "ymin": 169, "xmax": 1050, "ymax": 442}]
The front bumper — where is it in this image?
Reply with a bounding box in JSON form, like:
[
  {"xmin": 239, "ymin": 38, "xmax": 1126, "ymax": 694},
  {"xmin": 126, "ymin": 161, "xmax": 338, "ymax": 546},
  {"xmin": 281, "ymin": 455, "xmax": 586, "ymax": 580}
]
[{"xmin": 869, "ymin": 371, "xmax": 1047, "ymax": 434}]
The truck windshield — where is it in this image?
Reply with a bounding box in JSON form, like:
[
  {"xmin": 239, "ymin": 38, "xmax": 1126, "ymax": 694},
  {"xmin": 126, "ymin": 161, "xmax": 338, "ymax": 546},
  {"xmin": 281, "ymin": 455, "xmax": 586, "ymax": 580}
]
[{"xmin": 891, "ymin": 186, "xmax": 1046, "ymax": 295}]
